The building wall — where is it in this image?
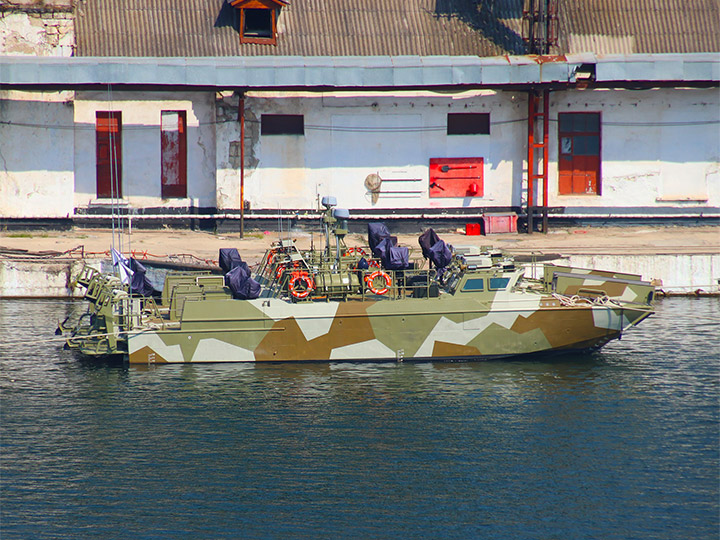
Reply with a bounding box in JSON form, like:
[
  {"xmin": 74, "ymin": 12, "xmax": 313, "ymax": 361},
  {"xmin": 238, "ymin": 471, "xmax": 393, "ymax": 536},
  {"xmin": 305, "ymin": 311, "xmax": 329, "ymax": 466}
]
[
  {"xmin": 222, "ymin": 90, "xmax": 527, "ymax": 213},
  {"xmin": 73, "ymin": 91, "xmax": 217, "ymax": 211},
  {"xmin": 1, "ymin": 86, "xmax": 717, "ymax": 222},
  {"xmin": 0, "ymin": 90, "xmax": 75, "ymax": 218},
  {"xmin": 547, "ymin": 87, "xmax": 720, "ymax": 214},
  {"xmin": 218, "ymin": 87, "xmax": 719, "ymax": 216},
  {"xmin": 0, "ymin": 9, "xmax": 74, "ymax": 57}
]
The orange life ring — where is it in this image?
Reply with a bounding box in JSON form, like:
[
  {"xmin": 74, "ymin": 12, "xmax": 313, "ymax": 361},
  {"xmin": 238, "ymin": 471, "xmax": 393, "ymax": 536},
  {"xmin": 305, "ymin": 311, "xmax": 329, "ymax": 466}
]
[
  {"xmin": 276, "ymin": 261, "xmax": 301, "ymax": 280},
  {"xmin": 365, "ymin": 270, "xmax": 392, "ymax": 295},
  {"xmin": 289, "ymin": 271, "xmax": 315, "ymax": 299},
  {"xmin": 344, "ymin": 247, "xmax": 369, "ymax": 257}
]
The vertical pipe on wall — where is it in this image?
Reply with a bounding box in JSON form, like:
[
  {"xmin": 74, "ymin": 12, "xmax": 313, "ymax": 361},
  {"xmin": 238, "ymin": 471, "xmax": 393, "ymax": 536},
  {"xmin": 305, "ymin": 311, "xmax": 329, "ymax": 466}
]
[
  {"xmin": 527, "ymin": 91, "xmax": 535, "ymax": 234},
  {"xmin": 238, "ymin": 92, "xmax": 245, "ymax": 238},
  {"xmin": 542, "ymin": 88, "xmax": 549, "ymax": 234}
]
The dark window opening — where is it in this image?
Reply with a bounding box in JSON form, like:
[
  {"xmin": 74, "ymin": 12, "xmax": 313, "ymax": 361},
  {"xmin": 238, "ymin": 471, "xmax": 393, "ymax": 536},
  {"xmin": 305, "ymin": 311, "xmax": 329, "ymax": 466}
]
[
  {"xmin": 447, "ymin": 113, "xmax": 490, "ymax": 135},
  {"xmin": 261, "ymin": 114, "xmax": 304, "ymax": 135},
  {"xmin": 96, "ymin": 111, "xmax": 122, "ymax": 199},
  {"xmin": 161, "ymin": 111, "xmax": 187, "ymax": 199},
  {"xmin": 243, "ymin": 8, "xmax": 272, "ymax": 38}
]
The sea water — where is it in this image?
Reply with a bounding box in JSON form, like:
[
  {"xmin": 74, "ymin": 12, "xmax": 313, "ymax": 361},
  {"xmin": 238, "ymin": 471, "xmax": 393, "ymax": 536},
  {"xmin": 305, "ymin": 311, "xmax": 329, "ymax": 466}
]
[{"xmin": 1, "ymin": 297, "xmax": 718, "ymax": 540}]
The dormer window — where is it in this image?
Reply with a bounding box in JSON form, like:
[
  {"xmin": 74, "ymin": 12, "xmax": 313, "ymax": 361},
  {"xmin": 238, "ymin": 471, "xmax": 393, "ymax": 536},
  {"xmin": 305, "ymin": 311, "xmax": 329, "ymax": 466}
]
[{"xmin": 230, "ymin": 0, "xmax": 287, "ymax": 45}]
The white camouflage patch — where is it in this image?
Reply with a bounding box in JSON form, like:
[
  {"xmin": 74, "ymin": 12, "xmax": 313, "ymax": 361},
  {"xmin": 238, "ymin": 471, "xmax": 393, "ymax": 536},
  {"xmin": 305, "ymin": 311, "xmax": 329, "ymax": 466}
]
[{"xmin": 191, "ymin": 337, "xmax": 255, "ymax": 362}]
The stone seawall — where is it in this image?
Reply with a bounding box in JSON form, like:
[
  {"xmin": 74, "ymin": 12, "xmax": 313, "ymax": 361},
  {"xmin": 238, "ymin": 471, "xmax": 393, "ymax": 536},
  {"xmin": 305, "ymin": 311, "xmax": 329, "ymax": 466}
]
[
  {"xmin": 0, "ymin": 259, "xmax": 100, "ymax": 298},
  {"xmin": 566, "ymin": 254, "xmax": 720, "ymax": 296}
]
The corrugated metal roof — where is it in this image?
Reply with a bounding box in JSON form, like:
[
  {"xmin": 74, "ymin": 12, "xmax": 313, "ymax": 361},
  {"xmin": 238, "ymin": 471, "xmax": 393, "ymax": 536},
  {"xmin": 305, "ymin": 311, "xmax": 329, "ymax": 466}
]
[
  {"xmin": 68, "ymin": 0, "xmax": 720, "ymax": 58},
  {"xmin": 75, "ymin": 0, "xmax": 526, "ymax": 57},
  {"xmin": 559, "ymin": 0, "xmax": 720, "ymax": 54}
]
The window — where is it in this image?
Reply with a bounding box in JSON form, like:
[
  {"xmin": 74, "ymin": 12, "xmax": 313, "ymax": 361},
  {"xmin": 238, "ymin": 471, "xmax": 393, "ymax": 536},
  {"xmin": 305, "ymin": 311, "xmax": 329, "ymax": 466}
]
[
  {"xmin": 230, "ymin": 0, "xmax": 287, "ymax": 45},
  {"xmin": 161, "ymin": 111, "xmax": 187, "ymax": 198},
  {"xmin": 447, "ymin": 113, "xmax": 490, "ymax": 135},
  {"xmin": 462, "ymin": 278, "xmax": 485, "ymax": 292},
  {"xmin": 244, "ymin": 9, "xmax": 272, "ymax": 38},
  {"xmin": 261, "ymin": 114, "xmax": 304, "ymax": 135},
  {"xmin": 558, "ymin": 112, "xmax": 601, "ymax": 195},
  {"xmin": 96, "ymin": 111, "xmax": 122, "ymax": 199},
  {"xmin": 489, "ymin": 277, "xmax": 510, "ymax": 290}
]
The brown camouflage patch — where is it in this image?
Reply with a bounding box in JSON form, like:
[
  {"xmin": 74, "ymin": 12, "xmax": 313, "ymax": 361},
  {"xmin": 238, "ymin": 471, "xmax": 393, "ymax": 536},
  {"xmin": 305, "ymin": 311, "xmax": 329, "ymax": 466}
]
[
  {"xmin": 255, "ymin": 301, "xmax": 376, "ymax": 361},
  {"xmin": 431, "ymin": 340, "xmax": 481, "ymax": 358},
  {"xmin": 129, "ymin": 346, "xmax": 168, "ymax": 364},
  {"xmin": 511, "ymin": 307, "xmax": 611, "ymax": 349}
]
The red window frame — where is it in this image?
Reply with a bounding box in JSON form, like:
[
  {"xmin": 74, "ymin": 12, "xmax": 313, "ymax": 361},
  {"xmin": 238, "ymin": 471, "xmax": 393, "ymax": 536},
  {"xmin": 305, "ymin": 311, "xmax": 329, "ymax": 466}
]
[
  {"xmin": 96, "ymin": 111, "xmax": 122, "ymax": 199},
  {"xmin": 558, "ymin": 112, "xmax": 601, "ymax": 195}
]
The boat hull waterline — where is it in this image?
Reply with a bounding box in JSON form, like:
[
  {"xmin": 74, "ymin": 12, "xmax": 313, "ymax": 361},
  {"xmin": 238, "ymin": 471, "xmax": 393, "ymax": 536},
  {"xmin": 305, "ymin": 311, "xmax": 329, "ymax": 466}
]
[
  {"xmin": 60, "ymin": 199, "xmax": 654, "ymax": 364},
  {"xmin": 126, "ymin": 298, "xmax": 648, "ymax": 364}
]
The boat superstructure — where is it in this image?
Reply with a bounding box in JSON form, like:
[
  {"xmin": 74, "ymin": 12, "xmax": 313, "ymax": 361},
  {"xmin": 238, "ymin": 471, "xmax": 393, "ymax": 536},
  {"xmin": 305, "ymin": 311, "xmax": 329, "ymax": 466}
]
[{"xmin": 59, "ymin": 198, "xmax": 654, "ymax": 363}]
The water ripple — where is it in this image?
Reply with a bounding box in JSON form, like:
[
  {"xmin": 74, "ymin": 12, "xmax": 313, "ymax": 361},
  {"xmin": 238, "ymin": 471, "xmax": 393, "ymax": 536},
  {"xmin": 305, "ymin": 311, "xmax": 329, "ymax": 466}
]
[{"xmin": 1, "ymin": 298, "xmax": 718, "ymax": 539}]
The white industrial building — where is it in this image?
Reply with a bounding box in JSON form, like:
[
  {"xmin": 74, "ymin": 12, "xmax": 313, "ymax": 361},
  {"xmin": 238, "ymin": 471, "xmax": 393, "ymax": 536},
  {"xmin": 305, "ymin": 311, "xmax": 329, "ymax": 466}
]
[{"xmin": 1, "ymin": 1, "xmax": 718, "ymax": 229}]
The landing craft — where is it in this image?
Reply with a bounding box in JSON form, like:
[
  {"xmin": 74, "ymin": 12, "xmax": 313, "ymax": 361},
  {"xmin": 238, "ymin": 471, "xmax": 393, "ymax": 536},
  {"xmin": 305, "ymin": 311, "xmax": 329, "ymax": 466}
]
[{"xmin": 58, "ymin": 198, "xmax": 654, "ymax": 363}]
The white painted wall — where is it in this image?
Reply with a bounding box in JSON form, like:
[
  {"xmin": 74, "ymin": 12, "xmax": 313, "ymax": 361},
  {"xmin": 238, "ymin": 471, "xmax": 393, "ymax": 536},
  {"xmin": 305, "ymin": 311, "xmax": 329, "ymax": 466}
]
[
  {"xmin": 566, "ymin": 254, "xmax": 720, "ymax": 294},
  {"xmin": 548, "ymin": 87, "xmax": 720, "ymax": 212},
  {"xmin": 1, "ymin": 86, "xmax": 718, "ymax": 220},
  {"xmin": 227, "ymin": 87, "xmax": 719, "ymax": 214},
  {"xmin": 0, "ymin": 90, "xmax": 75, "ymax": 218},
  {"xmin": 240, "ymin": 91, "xmax": 527, "ymax": 211},
  {"xmin": 0, "ymin": 259, "xmax": 98, "ymax": 298},
  {"xmin": 73, "ymin": 91, "xmax": 217, "ymax": 210}
]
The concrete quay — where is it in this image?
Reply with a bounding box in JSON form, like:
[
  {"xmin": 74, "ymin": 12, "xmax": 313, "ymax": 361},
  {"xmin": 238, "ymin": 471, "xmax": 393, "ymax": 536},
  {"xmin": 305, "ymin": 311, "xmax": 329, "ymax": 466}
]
[{"xmin": 1, "ymin": 225, "xmax": 718, "ymax": 297}]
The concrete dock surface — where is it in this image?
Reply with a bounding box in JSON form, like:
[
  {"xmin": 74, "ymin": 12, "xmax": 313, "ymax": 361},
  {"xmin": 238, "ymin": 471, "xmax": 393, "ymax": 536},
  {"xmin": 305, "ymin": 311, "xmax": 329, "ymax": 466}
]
[
  {"xmin": 1, "ymin": 224, "xmax": 718, "ymax": 296},
  {"xmin": 1, "ymin": 224, "xmax": 718, "ymax": 265}
]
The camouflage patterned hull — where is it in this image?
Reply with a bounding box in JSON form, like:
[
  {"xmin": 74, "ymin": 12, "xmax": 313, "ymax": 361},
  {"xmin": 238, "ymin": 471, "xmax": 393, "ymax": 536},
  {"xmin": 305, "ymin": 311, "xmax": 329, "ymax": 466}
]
[
  {"xmin": 126, "ymin": 294, "xmax": 650, "ymax": 364},
  {"xmin": 61, "ymin": 210, "xmax": 654, "ymax": 364}
]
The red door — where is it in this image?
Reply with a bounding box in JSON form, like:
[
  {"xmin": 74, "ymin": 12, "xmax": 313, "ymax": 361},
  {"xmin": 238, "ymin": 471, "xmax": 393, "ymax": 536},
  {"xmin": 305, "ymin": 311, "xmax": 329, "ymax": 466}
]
[
  {"xmin": 558, "ymin": 112, "xmax": 601, "ymax": 195},
  {"xmin": 161, "ymin": 111, "xmax": 187, "ymax": 198},
  {"xmin": 96, "ymin": 112, "xmax": 122, "ymax": 199}
]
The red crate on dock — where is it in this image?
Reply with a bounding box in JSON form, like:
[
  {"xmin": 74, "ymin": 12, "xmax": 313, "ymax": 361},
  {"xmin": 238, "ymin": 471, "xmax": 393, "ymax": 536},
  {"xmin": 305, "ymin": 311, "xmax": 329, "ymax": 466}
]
[
  {"xmin": 465, "ymin": 223, "xmax": 481, "ymax": 236},
  {"xmin": 481, "ymin": 213, "xmax": 517, "ymax": 234}
]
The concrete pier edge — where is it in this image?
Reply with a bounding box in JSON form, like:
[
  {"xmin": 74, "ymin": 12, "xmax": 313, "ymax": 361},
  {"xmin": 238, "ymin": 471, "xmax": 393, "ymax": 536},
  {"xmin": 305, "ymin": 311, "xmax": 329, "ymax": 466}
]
[{"xmin": 1, "ymin": 226, "xmax": 718, "ymax": 298}]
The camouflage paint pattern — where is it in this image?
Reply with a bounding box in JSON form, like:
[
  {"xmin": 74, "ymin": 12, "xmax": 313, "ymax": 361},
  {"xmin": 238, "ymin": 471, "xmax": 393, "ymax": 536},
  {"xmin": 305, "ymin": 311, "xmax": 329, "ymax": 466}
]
[
  {"xmin": 64, "ymin": 254, "xmax": 654, "ymax": 364},
  {"xmin": 126, "ymin": 290, "xmax": 650, "ymax": 364}
]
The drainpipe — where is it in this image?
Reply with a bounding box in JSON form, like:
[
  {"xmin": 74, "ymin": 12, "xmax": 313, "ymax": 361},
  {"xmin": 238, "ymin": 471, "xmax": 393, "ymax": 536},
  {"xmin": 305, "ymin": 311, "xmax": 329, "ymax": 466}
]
[
  {"xmin": 237, "ymin": 92, "xmax": 245, "ymax": 238},
  {"xmin": 527, "ymin": 95, "xmax": 535, "ymax": 234}
]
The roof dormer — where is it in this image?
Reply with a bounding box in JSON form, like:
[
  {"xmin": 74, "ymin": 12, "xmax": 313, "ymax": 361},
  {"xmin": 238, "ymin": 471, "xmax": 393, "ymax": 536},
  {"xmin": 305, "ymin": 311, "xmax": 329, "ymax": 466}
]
[{"xmin": 230, "ymin": 0, "xmax": 287, "ymax": 46}]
